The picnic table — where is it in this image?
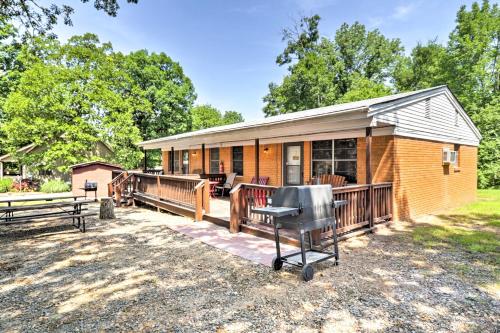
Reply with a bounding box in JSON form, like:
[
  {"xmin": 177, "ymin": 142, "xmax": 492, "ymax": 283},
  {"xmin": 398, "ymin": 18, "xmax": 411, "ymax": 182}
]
[{"xmin": 0, "ymin": 195, "xmax": 96, "ymax": 232}]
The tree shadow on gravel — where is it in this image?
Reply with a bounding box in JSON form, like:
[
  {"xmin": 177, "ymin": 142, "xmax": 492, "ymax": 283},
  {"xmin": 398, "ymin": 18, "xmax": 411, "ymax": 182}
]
[{"xmin": 0, "ymin": 207, "xmax": 498, "ymax": 332}]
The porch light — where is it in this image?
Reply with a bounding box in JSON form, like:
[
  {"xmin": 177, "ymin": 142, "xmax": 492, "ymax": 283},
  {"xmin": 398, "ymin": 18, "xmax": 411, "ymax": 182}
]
[
  {"xmin": 264, "ymin": 147, "xmax": 269, "ymax": 153},
  {"xmin": 192, "ymin": 151, "xmax": 197, "ymax": 156}
]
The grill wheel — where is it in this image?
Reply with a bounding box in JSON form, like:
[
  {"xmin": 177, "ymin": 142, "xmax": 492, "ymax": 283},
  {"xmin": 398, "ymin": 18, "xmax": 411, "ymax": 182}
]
[
  {"xmin": 302, "ymin": 264, "xmax": 314, "ymax": 282},
  {"xmin": 272, "ymin": 256, "xmax": 283, "ymax": 271}
]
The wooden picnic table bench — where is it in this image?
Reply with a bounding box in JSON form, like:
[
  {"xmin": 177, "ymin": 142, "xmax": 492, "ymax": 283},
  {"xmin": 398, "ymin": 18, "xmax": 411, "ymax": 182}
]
[{"xmin": 0, "ymin": 196, "xmax": 95, "ymax": 232}]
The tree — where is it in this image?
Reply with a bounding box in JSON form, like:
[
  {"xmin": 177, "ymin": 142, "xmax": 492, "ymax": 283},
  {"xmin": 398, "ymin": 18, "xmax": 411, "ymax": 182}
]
[
  {"xmin": 263, "ymin": 17, "xmax": 403, "ymax": 116},
  {"xmin": 393, "ymin": 41, "xmax": 447, "ymax": 91},
  {"xmin": 395, "ymin": 0, "xmax": 499, "ymax": 188},
  {"xmin": 1, "ymin": 34, "xmax": 142, "ymax": 171},
  {"xmin": 191, "ymin": 104, "xmax": 244, "ymax": 130},
  {"xmin": 119, "ymin": 50, "xmax": 196, "ymax": 140},
  {"xmin": 222, "ymin": 111, "xmax": 244, "ymax": 125},
  {"xmin": 0, "ymin": 0, "xmax": 138, "ymax": 36}
]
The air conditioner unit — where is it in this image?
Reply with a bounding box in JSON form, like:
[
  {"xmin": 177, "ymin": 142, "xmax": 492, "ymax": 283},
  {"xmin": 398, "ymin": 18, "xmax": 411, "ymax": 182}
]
[{"xmin": 443, "ymin": 148, "xmax": 457, "ymax": 165}]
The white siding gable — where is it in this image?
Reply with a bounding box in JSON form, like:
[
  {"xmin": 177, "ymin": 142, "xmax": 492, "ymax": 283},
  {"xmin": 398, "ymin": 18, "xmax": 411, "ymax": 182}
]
[{"xmin": 371, "ymin": 90, "xmax": 481, "ymax": 146}]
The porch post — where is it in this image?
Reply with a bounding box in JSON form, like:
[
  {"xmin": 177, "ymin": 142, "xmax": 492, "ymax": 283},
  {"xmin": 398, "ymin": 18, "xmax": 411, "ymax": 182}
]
[
  {"xmin": 365, "ymin": 127, "xmax": 372, "ymax": 184},
  {"xmin": 255, "ymin": 138, "xmax": 259, "ymax": 180},
  {"xmin": 170, "ymin": 147, "xmax": 175, "ymax": 175},
  {"xmin": 201, "ymin": 143, "xmax": 206, "ymax": 175},
  {"xmin": 0, "ymin": 162, "xmax": 3, "ymax": 179},
  {"xmin": 143, "ymin": 149, "xmax": 147, "ymax": 171},
  {"xmin": 366, "ymin": 127, "xmax": 373, "ymax": 229}
]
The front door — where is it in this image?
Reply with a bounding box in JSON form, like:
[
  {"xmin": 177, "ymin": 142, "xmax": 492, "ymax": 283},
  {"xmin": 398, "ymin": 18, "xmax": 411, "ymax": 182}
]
[{"xmin": 283, "ymin": 142, "xmax": 304, "ymax": 186}]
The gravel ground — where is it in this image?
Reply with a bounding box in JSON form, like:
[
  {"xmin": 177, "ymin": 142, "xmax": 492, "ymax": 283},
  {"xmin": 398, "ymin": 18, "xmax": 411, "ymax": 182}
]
[{"xmin": 0, "ymin": 206, "xmax": 498, "ymax": 332}]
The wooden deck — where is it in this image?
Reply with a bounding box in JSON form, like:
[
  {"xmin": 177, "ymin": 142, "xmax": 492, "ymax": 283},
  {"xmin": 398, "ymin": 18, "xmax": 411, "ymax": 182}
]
[{"xmin": 109, "ymin": 172, "xmax": 393, "ymax": 247}]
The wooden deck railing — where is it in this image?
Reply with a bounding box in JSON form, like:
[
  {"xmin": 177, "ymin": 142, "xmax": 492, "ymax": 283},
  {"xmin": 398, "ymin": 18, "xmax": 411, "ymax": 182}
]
[
  {"xmin": 109, "ymin": 172, "xmax": 210, "ymax": 221},
  {"xmin": 229, "ymin": 183, "xmax": 393, "ymax": 237}
]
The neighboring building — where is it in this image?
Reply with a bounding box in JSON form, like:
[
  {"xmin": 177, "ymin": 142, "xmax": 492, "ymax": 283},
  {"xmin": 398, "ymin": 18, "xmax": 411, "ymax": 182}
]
[
  {"xmin": 0, "ymin": 141, "xmax": 114, "ymax": 182},
  {"xmin": 71, "ymin": 161, "xmax": 123, "ymax": 199},
  {"xmin": 138, "ymin": 86, "xmax": 481, "ymax": 221}
]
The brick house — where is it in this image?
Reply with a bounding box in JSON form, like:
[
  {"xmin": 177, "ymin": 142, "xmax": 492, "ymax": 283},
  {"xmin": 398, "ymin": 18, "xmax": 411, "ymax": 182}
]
[{"xmin": 138, "ymin": 86, "xmax": 481, "ymax": 221}]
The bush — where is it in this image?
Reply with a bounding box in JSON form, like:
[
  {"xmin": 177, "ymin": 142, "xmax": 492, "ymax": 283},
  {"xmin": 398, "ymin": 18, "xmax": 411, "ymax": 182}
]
[
  {"xmin": 12, "ymin": 178, "xmax": 40, "ymax": 192},
  {"xmin": 0, "ymin": 178, "xmax": 13, "ymax": 193},
  {"xmin": 40, "ymin": 180, "xmax": 71, "ymax": 193}
]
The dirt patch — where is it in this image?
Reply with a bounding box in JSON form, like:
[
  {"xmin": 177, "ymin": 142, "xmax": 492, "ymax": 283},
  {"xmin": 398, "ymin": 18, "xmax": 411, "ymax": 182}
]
[{"xmin": 0, "ymin": 206, "xmax": 498, "ymax": 332}]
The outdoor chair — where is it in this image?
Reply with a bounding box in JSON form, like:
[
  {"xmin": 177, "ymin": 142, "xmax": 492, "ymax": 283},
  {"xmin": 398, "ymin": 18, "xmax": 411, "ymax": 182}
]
[
  {"xmin": 249, "ymin": 176, "xmax": 270, "ymax": 185},
  {"xmin": 310, "ymin": 174, "xmax": 348, "ymax": 187},
  {"xmin": 215, "ymin": 172, "xmax": 237, "ymax": 196}
]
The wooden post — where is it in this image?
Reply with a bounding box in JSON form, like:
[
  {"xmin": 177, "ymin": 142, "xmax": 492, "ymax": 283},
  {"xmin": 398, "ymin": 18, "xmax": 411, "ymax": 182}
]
[
  {"xmin": 201, "ymin": 143, "xmax": 206, "ymax": 175},
  {"xmin": 170, "ymin": 147, "xmax": 175, "ymax": 175},
  {"xmin": 107, "ymin": 182, "xmax": 113, "ymax": 197},
  {"xmin": 366, "ymin": 127, "xmax": 373, "ymax": 228},
  {"xmin": 143, "ymin": 149, "xmax": 147, "ymax": 171},
  {"xmin": 195, "ymin": 185, "xmax": 203, "ymax": 221},
  {"xmin": 203, "ymin": 179, "xmax": 210, "ymax": 214},
  {"xmin": 255, "ymin": 138, "xmax": 259, "ymax": 181},
  {"xmin": 229, "ymin": 184, "xmax": 242, "ymax": 233}
]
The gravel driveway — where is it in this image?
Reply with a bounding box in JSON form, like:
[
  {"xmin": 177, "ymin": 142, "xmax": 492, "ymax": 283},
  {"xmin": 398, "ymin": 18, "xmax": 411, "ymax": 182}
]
[{"xmin": 0, "ymin": 207, "xmax": 498, "ymax": 332}]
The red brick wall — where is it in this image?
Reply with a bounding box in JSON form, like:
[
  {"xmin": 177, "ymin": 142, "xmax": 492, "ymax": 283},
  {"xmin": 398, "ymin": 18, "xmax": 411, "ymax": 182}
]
[
  {"xmin": 393, "ymin": 136, "xmax": 477, "ymax": 220},
  {"xmin": 357, "ymin": 136, "xmax": 395, "ymax": 184}
]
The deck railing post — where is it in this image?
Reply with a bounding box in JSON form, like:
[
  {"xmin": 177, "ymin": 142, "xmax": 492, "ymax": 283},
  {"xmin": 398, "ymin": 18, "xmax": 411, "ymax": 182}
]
[
  {"xmin": 203, "ymin": 179, "xmax": 210, "ymax": 214},
  {"xmin": 195, "ymin": 185, "xmax": 203, "ymax": 221},
  {"xmin": 229, "ymin": 184, "xmax": 243, "ymax": 233}
]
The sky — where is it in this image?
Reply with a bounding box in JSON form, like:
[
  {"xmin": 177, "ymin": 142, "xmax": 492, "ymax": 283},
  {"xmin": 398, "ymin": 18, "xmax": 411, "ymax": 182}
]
[{"xmin": 50, "ymin": 0, "xmax": 478, "ymax": 121}]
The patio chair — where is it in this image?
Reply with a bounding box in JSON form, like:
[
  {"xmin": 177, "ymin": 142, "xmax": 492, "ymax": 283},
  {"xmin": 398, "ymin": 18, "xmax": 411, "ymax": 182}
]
[
  {"xmin": 250, "ymin": 176, "xmax": 270, "ymax": 185},
  {"xmin": 310, "ymin": 174, "xmax": 347, "ymax": 187},
  {"xmin": 215, "ymin": 172, "xmax": 237, "ymax": 196}
]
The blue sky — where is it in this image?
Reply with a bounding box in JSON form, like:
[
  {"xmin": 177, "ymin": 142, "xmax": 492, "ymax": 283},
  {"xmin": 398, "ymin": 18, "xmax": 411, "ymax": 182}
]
[{"xmin": 51, "ymin": 0, "xmax": 476, "ymax": 121}]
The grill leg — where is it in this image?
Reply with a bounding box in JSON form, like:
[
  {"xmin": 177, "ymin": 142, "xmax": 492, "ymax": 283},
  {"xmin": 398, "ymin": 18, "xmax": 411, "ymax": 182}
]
[
  {"xmin": 299, "ymin": 230, "xmax": 307, "ymax": 266},
  {"xmin": 308, "ymin": 231, "xmax": 313, "ymax": 250},
  {"xmin": 332, "ymin": 221, "xmax": 339, "ymax": 264},
  {"xmin": 274, "ymin": 226, "xmax": 281, "ymax": 260}
]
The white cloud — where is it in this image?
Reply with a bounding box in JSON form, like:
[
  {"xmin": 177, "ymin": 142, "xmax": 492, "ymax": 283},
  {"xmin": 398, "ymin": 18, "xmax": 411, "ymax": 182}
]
[{"xmin": 392, "ymin": 3, "xmax": 417, "ymax": 20}]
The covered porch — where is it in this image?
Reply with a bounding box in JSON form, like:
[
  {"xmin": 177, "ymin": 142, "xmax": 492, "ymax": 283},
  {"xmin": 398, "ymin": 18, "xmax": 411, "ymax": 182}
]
[{"xmin": 115, "ymin": 109, "xmax": 395, "ymax": 244}]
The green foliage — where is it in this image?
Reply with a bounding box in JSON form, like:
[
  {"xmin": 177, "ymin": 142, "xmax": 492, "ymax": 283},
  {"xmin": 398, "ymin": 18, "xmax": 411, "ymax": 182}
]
[
  {"xmin": 0, "ymin": 0, "xmax": 138, "ymax": 36},
  {"xmin": 263, "ymin": 18, "xmax": 403, "ymax": 116},
  {"xmin": 40, "ymin": 179, "xmax": 70, "ymax": 193},
  {"xmin": 395, "ymin": 0, "xmax": 499, "ymax": 188},
  {"xmin": 0, "ymin": 178, "xmax": 13, "ymax": 193},
  {"xmin": 1, "ymin": 33, "xmax": 143, "ymax": 171},
  {"xmin": 118, "ymin": 50, "xmax": 196, "ymax": 140},
  {"xmin": 191, "ymin": 104, "xmax": 244, "ymax": 130}
]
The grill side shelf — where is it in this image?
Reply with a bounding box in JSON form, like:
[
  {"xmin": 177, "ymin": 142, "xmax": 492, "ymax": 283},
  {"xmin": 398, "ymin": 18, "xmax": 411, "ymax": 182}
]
[{"xmin": 251, "ymin": 206, "xmax": 299, "ymax": 218}]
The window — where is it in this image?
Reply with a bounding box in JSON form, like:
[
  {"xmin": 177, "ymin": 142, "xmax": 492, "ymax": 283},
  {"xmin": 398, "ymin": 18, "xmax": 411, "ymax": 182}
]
[
  {"xmin": 182, "ymin": 150, "xmax": 189, "ymax": 174},
  {"xmin": 210, "ymin": 148, "xmax": 219, "ymax": 174},
  {"xmin": 312, "ymin": 140, "xmax": 333, "ymax": 178},
  {"xmin": 334, "ymin": 139, "xmax": 357, "ymax": 183},
  {"xmin": 174, "ymin": 151, "xmax": 180, "ymax": 172},
  {"xmin": 3, "ymin": 162, "xmax": 21, "ymax": 176},
  {"xmin": 311, "ymin": 139, "xmax": 357, "ymax": 183},
  {"xmin": 232, "ymin": 146, "xmax": 243, "ymax": 176}
]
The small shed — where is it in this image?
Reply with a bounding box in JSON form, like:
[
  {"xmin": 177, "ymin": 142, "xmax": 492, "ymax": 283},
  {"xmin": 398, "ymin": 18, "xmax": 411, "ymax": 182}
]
[{"xmin": 71, "ymin": 161, "xmax": 123, "ymax": 199}]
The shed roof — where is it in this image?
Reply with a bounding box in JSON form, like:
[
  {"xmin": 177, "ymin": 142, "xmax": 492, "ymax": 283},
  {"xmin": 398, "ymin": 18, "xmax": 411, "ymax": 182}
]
[{"xmin": 70, "ymin": 161, "xmax": 123, "ymax": 170}]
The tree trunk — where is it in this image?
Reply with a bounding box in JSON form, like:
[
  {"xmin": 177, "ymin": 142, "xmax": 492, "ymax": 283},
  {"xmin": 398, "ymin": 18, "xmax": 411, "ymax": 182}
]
[{"xmin": 99, "ymin": 197, "xmax": 115, "ymax": 219}]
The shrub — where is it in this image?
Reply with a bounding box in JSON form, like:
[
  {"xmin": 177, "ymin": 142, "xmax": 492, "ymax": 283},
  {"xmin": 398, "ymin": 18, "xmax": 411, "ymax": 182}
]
[
  {"xmin": 40, "ymin": 180, "xmax": 71, "ymax": 193},
  {"xmin": 12, "ymin": 178, "xmax": 40, "ymax": 192},
  {"xmin": 0, "ymin": 178, "xmax": 13, "ymax": 193}
]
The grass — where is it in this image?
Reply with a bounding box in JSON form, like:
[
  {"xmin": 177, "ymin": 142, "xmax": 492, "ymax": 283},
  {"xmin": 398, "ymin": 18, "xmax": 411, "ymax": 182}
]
[
  {"xmin": 40, "ymin": 180, "xmax": 71, "ymax": 193},
  {"xmin": 413, "ymin": 189, "xmax": 499, "ymax": 256}
]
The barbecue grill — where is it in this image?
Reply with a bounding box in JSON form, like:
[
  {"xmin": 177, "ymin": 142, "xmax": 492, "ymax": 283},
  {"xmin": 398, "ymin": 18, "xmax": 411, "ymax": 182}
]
[
  {"xmin": 80, "ymin": 180, "xmax": 97, "ymax": 201},
  {"xmin": 252, "ymin": 185, "xmax": 346, "ymax": 281}
]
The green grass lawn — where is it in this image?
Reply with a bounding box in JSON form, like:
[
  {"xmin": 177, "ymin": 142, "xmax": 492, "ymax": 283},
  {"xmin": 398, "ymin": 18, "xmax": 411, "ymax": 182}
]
[{"xmin": 413, "ymin": 189, "xmax": 499, "ymax": 256}]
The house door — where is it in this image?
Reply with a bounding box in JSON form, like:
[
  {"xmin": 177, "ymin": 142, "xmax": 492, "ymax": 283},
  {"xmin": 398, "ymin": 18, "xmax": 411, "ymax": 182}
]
[{"xmin": 283, "ymin": 142, "xmax": 304, "ymax": 186}]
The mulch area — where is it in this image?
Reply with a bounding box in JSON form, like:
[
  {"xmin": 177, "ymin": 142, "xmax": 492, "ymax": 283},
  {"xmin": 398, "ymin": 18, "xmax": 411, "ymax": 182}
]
[{"xmin": 0, "ymin": 207, "xmax": 498, "ymax": 332}]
